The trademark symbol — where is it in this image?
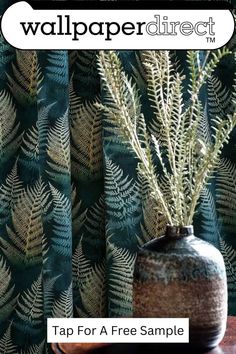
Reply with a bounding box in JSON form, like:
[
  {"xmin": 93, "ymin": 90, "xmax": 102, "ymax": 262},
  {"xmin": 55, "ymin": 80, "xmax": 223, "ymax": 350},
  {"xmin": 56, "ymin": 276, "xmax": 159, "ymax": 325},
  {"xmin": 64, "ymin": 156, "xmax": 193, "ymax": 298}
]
[{"xmin": 206, "ymin": 37, "xmax": 215, "ymax": 43}]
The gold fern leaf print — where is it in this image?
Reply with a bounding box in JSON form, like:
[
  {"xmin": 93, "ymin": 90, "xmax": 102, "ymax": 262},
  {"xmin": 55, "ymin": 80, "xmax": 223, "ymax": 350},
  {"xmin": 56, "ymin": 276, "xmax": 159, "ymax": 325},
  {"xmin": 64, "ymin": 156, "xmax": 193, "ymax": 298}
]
[
  {"xmin": 0, "ymin": 180, "xmax": 48, "ymax": 266},
  {"xmin": 47, "ymin": 109, "xmax": 71, "ymax": 182},
  {"xmin": 70, "ymin": 99, "xmax": 103, "ymax": 181},
  {"xmin": 0, "ymin": 255, "xmax": 17, "ymax": 322},
  {"xmin": 0, "ymin": 89, "xmax": 21, "ymax": 162},
  {"xmin": 7, "ymin": 50, "xmax": 42, "ymax": 105}
]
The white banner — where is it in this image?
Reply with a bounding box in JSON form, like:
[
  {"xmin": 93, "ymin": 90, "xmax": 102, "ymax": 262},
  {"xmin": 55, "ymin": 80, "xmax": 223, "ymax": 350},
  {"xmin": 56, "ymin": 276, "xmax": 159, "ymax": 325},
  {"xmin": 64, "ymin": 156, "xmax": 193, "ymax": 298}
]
[
  {"xmin": 47, "ymin": 318, "xmax": 189, "ymax": 343},
  {"xmin": 1, "ymin": 1, "xmax": 234, "ymax": 50}
]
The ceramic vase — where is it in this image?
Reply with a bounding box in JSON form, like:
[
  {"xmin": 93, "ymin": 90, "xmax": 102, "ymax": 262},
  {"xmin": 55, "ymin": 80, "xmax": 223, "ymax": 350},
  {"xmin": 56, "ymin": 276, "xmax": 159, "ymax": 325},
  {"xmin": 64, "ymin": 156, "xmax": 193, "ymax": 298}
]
[{"xmin": 133, "ymin": 225, "xmax": 228, "ymax": 349}]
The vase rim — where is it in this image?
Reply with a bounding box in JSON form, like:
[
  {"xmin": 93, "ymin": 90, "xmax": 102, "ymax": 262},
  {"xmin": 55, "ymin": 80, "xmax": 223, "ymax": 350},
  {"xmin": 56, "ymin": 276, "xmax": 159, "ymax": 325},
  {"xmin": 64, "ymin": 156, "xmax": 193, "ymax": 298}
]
[{"xmin": 166, "ymin": 224, "xmax": 194, "ymax": 237}]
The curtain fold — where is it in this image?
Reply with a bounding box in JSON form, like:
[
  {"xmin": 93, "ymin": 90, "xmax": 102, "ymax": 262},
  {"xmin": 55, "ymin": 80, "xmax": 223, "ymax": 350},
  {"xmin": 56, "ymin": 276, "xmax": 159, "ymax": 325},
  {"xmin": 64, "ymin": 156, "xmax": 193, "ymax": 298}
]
[{"xmin": 0, "ymin": 2, "xmax": 235, "ymax": 354}]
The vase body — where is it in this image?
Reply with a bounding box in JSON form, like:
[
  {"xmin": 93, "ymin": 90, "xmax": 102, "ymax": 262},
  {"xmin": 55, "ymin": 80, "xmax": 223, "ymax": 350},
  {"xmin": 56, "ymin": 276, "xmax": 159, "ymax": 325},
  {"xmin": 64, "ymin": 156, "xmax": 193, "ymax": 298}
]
[{"xmin": 133, "ymin": 225, "xmax": 228, "ymax": 349}]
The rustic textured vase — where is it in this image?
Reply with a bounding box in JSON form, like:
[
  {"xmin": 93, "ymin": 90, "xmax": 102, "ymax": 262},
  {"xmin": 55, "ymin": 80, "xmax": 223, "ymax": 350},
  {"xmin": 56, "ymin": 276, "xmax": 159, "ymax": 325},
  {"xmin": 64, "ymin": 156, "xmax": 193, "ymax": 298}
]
[{"xmin": 133, "ymin": 225, "xmax": 228, "ymax": 349}]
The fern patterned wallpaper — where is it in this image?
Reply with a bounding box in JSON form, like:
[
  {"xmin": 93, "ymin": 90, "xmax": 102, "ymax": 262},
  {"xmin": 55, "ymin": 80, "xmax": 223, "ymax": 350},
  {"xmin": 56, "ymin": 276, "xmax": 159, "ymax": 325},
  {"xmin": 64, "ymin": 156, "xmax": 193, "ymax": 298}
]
[{"xmin": 0, "ymin": 1, "xmax": 235, "ymax": 353}]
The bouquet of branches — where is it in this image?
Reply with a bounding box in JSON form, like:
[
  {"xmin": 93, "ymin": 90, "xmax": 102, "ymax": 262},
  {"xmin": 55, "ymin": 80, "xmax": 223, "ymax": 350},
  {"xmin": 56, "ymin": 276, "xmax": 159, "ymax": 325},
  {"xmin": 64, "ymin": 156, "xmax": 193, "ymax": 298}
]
[{"xmin": 97, "ymin": 50, "xmax": 236, "ymax": 227}]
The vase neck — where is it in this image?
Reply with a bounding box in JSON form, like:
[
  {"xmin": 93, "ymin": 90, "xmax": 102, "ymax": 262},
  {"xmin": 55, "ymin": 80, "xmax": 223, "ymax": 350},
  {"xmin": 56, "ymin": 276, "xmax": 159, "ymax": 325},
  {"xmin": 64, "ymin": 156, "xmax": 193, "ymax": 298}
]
[{"xmin": 165, "ymin": 225, "xmax": 194, "ymax": 238}]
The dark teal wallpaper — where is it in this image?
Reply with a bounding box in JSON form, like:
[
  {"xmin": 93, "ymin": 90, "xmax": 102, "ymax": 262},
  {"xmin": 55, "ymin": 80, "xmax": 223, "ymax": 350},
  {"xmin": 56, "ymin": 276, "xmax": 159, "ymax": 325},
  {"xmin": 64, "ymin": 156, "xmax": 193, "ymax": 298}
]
[{"xmin": 0, "ymin": 1, "xmax": 235, "ymax": 353}]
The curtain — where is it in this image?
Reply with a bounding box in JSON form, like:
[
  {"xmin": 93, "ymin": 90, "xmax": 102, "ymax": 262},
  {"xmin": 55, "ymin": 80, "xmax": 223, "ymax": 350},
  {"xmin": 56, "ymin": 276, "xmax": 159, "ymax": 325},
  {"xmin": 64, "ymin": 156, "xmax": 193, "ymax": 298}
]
[{"xmin": 0, "ymin": 1, "xmax": 235, "ymax": 353}]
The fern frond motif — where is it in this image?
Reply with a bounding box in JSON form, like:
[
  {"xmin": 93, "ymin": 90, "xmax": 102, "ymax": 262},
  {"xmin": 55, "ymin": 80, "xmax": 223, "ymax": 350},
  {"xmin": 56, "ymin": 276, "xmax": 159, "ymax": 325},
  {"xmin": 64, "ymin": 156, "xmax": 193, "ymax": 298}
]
[
  {"xmin": 35, "ymin": 102, "xmax": 56, "ymax": 174},
  {"xmin": 71, "ymin": 98, "xmax": 103, "ymax": 181},
  {"xmin": 197, "ymin": 104, "xmax": 212, "ymax": 146},
  {"xmin": 37, "ymin": 103, "xmax": 56, "ymax": 162},
  {"xmin": 187, "ymin": 49, "xmax": 230, "ymax": 94},
  {"xmin": 98, "ymin": 51, "xmax": 175, "ymax": 223},
  {"xmin": 72, "ymin": 186, "xmax": 86, "ymax": 223},
  {"xmin": 78, "ymin": 262, "xmax": 107, "ymax": 317},
  {"xmin": 103, "ymin": 134, "xmax": 133, "ymax": 159},
  {"xmin": 141, "ymin": 196, "xmax": 166, "ymax": 243},
  {"xmin": 69, "ymin": 80, "xmax": 81, "ymax": 124},
  {"xmin": 69, "ymin": 50, "xmax": 99, "ymax": 90},
  {"xmin": 0, "ymin": 162, "xmax": 23, "ymax": 223},
  {"xmin": 107, "ymin": 242, "xmax": 136, "ymax": 317},
  {"xmin": 0, "ymin": 325, "xmax": 17, "ymax": 354},
  {"xmin": 131, "ymin": 52, "xmax": 148, "ymax": 92},
  {"xmin": 0, "ymin": 33, "xmax": 14, "ymax": 72},
  {"xmin": 145, "ymin": 51, "xmax": 184, "ymax": 153},
  {"xmin": 49, "ymin": 183, "xmax": 72, "ymax": 257},
  {"xmin": 69, "ymin": 50, "xmax": 79, "ymax": 67},
  {"xmin": 0, "ymin": 255, "xmax": 17, "ymax": 322},
  {"xmin": 216, "ymin": 158, "xmax": 236, "ymax": 233},
  {"xmin": 198, "ymin": 186, "xmax": 220, "ymax": 246},
  {"xmin": 73, "ymin": 242, "xmax": 106, "ymax": 317},
  {"xmin": 105, "ymin": 158, "xmax": 141, "ymax": 230},
  {"xmin": 47, "ymin": 110, "xmax": 70, "ymax": 182},
  {"xmin": 7, "ymin": 50, "xmax": 42, "ymax": 105},
  {"xmin": 85, "ymin": 194, "xmax": 105, "ymax": 240},
  {"xmin": 44, "ymin": 275, "xmax": 62, "ymax": 318},
  {"xmin": 208, "ymin": 76, "xmax": 232, "ymax": 119},
  {"xmin": 98, "ymin": 50, "xmax": 236, "ymax": 226},
  {"xmin": 99, "ymin": 52, "xmax": 142, "ymax": 132},
  {"xmin": 72, "ymin": 238, "xmax": 88, "ymax": 291},
  {"xmin": 0, "ymin": 89, "xmax": 21, "ymax": 163},
  {"xmin": 220, "ymin": 238, "xmax": 236, "ymax": 295},
  {"xmin": 46, "ymin": 51, "xmax": 68, "ymax": 86},
  {"xmin": 20, "ymin": 341, "xmax": 45, "ymax": 354},
  {"xmin": 52, "ymin": 283, "xmax": 73, "ymax": 318},
  {"xmin": 0, "ymin": 180, "xmax": 48, "ymax": 266},
  {"xmin": 136, "ymin": 173, "xmax": 160, "ymax": 246},
  {"xmin": 21, "ymin": 124, "xmax": 39, "ymax": 170},
  {"xmin": 71, "ymin": 185, "xmax": 87, "ymax": 237},
  {"xmin": 15, "ymin": 274, "xmax": 43, "ymax": 334}
]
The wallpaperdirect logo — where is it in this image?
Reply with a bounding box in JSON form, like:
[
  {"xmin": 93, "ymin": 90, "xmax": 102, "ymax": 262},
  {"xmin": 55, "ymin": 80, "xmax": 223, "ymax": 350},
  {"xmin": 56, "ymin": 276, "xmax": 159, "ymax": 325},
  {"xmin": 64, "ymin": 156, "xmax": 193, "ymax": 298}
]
[{"xmin": 1, "ymin": 1, "xmax": 234, "ymax": 49}]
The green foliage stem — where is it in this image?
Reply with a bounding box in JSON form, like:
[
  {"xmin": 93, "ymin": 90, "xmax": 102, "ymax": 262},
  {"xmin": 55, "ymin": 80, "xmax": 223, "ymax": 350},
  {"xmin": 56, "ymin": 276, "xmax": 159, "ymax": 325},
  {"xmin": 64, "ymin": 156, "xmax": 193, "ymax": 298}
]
[{"xmin": 98, "ymin": 50, "xmax": 236, "ymax": 227}]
